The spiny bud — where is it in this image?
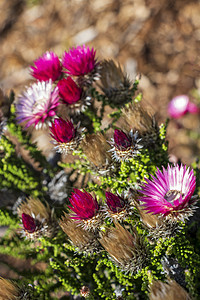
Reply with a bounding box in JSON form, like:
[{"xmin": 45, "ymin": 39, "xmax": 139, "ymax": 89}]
[
  {"xmin": 98, "ymin": 59, "xmax": 131, "ymax": 107},
  {"xmin": 18, "ymin": 197, "xmax": 56, "ymax": 239},
  {"xmin": 109, "ymin": 129, "xmax": 142, "ymax": 161},
  {"xmin": 104, "ymin": 191, "xmax": 133, "ymax": 221},
  {"xmin": 99, "ymin": 222, "xmax": 147, "ymax": 273},
  {"xmin": 50, "ymin": 118, "xmax": 84, "ymax": 154},
  {"xmin": 67, "ymin": 189, "xmax": 103, "ymax": 231},
  {"xmin": 81, "ymin": 133, "xmax": 113, "ymax": 175},
  {"xmin": 149, "ymin": 279, "xmax": 191, "ymax": 300},
  {"xmin": 58, "ymin": 77, "xmax": 91, "ymax": 114}
]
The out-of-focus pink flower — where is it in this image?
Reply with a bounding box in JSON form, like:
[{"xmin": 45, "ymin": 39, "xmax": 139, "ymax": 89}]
[
  {"xmin": 16, "ymin": 80, "xmax": 59, "ymax": 129},
  {"xmin": 22, "ymin": 213, "xmax": 36, "ymax": 233},
  {"xmin": 168, "ymin": 95, "xmax": 199, "ymax": 118},
  {"xmin": 31, "ymin": 51, "xmax": 62, "ymax": 82},
  {"xmin": 68, "ymin": 189, "xmax": 99, "ymax": 220},
  {"xmin": 62, "ymin": 45, "xmax": 97, "ymax": 76},
  {"xmin": 58, "ymin": 77, "xmax": 82, "ymax": 104},
  {"xmin": 139, "ymin": 164, "xmax": 197, "ymax": 221}
]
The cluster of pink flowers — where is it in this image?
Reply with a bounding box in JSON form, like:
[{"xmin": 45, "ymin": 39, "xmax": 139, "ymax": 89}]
[
  {"xmin": 16, "ymin": 45, "xmax": 98, "ymax": 129},
  {"xmin": 46, "ymin": 163, "xmax": 197, "ymax": 232}
]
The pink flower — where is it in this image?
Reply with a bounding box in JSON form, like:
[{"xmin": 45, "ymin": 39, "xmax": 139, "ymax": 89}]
[
  {"xmin": 168, "ymin": 95, "xmax": 199, "ymax": 118},
  {"xmin": 68, "ymin": 189, "xmax": 99, "ymax": 220},
  {"xmin": 30, "ymin": 51, "xmax": 62, "ymax": 82},
  {"xmin": 114, "ymin": 129, "xmax": 132, "ymax": 150},
  {"xmin": 139, "ymin": 164, "xmax": 197, "ymax": 220},
  {"xmin": 58, "ymin": 77, "xmax": 82, "ymax": 104},
  {"xmin": 16, "ymin": 80, "xmax": 59, "ymax": 129},
  {"xmin": 105, "ymin": 192, "xmax": 125, "ymax": 213},
  {"xmin": 62, "ymin": 45, "xmax": 97, "ymax": 76},
  {"xmin": 22, "ymin": 213, "xmax": 36, "ymax": 233},
  {"xmin": 50, "ymin": 118, "xmax": 76, "ymax": 143}
]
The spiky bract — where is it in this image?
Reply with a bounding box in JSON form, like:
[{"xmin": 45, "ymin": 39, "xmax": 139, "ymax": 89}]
[{"xmin": 59, "ymin": 212, "xmax": 100, "ymax": 254}]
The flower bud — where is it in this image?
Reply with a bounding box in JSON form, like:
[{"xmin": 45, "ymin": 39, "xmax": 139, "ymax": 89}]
[
  {"xmin": 110, "ymin": 129, "xmax": 142, "ymax": 161},
  {"xmin": 18, "ymin": 197, "xmax": 56, "ymax": 239},
  {"xmin": 68, "ymin": 189, "xmax": 102, "ymax": 231},
  {"xmin": 50, "ymin": 118, "xmax": 84, "ymax": 154}
]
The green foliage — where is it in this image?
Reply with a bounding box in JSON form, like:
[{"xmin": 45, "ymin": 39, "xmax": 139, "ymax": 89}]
[{"xmin": 0, "ymin": 72, "xmax": 200, "ymax": 300}]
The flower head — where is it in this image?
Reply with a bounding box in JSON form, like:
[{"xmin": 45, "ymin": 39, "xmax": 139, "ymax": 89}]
[
  {"xmin": 50, "ymin": 118, "xmax": 75, "ymax": 143},
  {"xmin": 105, "ymin": 192, "xmax": 125, "ymax": 213},
  {"xmin": 114, "ymin": 129, "xmax": 132, "ymax": 150},
  {"xmin": 30, "ymin": 51, "xmax": 62, "ymax": 82},
  {"xmin": 58, "ymin": 77, "xmax": 82, "ymax": 104},
  {"xmin": 22, "ymin": 213, "xmax": 37, "ymax": 233},
  {"xmin": 68, "ymin": 189, "xmax": 101, "ymax": 230},
  {"xmin": 16, "ymin": 80, "xmax": 59, "ymax": 129},
  {"xmin": 168, "ymin": 95, "xmax": 199, "ymax": 118},
  {"xmin": 50, "ymin": 118, "xmax": 83, "ymax": 154},
  {"xmin": 62, "ymin": 45, "xmax": 97, "ymax": 76},
  {"xmin": 139, "ymin": 164, "xmax": 197, "ymax": 221},
  {"xmin": 110, "ymin": 129, "xmax": 142, "ymax": 161},
  {"xmin": 18, "ymin": 197, "xmax": 56, "ymax": 239}
]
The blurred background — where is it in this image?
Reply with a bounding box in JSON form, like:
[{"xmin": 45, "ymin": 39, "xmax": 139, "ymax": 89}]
[{"xmin": 0, "ymin": 0, "xmax": 200, "ymax": 163}]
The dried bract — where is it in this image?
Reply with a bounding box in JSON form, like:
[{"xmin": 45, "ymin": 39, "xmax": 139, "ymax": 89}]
[
  {"xmin": 81, "ymin": 133, "xmax": 113, "ymax": 175},
  {"xmin": 99, "ymin": 222, "xmax": 147, "ymax": 273},
  {"xmin": 98, "ymin": 59, "xmax": 131, "ymax": 107},
  {"xmin": 60, "ymin": 212, "xmax": 100, "ymax": 254},
  {"xmin": 149, "ymin": 279, "xmax": 191, "ymax": 300}
]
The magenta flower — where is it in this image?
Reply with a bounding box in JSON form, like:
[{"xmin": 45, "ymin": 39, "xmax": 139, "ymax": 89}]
[
  {"xmin": 68, "ymin": 189, "xmax": 99, "ymax": 220},
  {"xmin": 114, "ymin": 129, "xmax": 132, "ymax": 150},
  {"xmin": 50, "ymin": 118, "xmax": 76, "ymax": 143},
  {"xmin": 105, "ymin": 192, "xmax": 125, "ymax": 213},
  {"xmin": 30, "ymin": 51, "xmax": 62, "ymax": 82},
  {"xmin": 110, "ymin": 129, "xmax": 142, "ymax": 161},
  {"xmin": 168, "ymin": 95, "xmax": 199, "ymax": 119},
  {"xmin": 16, "ymin": 80, "xmax": 59, "ymax": 129},
  {"xmin": 139, "ymin": 164, "xmax": 197, "ymax": 220},
  {"xmin": 62, "ymin": 45, "xmax": 97, "ymax": 76},
  {"xmin": 22, "ymin": 213, "xmax": 36, "ymax": 233},
  {"xmin": 58, "ymin": 77, "xmax": 82, "ymax": 104}
]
